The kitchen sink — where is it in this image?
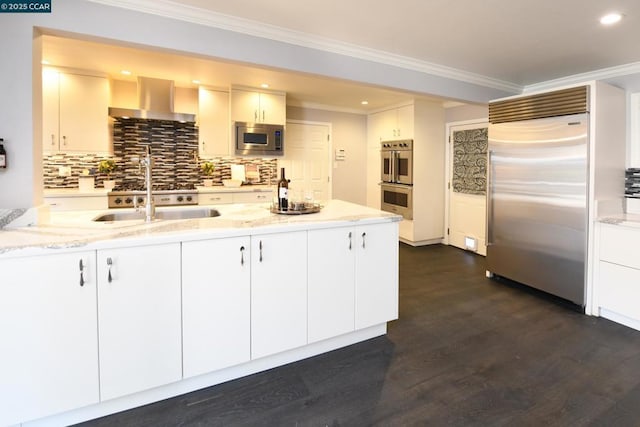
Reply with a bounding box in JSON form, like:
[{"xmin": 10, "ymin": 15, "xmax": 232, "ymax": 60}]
[{"xmin": 93, "ymin": 208, "xmax": 221, "ymax": 222}]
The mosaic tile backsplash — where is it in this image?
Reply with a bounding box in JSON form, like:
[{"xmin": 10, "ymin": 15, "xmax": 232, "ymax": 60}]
[{"xmin": 43, "ymin": 118, "xmax": 278, "ymax": 189}]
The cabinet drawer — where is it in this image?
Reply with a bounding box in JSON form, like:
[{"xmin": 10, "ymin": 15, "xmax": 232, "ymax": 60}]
[
  {"xmin": 600, "ymin": 224, "xmax": 640, "ymax": 269},
  {"xmin": 233, "ymin": 192, "xmax": 271, "ymax": 204},
  {"xmin": 198, "ymin": 193, "xmax": 233, "ymax": 205},
  {"xmin": 45, "ymin": 196, "xmax": 108, "ymax": 211},
  {"xmin": 599, "ymin": 261, "xmax": 640, "ymax": 320}
]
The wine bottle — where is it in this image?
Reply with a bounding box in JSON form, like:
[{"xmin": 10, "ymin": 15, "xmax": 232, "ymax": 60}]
[
  {"xmin": 0, "ymin": 140, "xmax": 6, "ymax": 169},
  {"xmin": 277, "ymin": 167, "xmax": 288, "ymax": 210}
]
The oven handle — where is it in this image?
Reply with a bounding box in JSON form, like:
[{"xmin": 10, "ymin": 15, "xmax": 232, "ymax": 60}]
[{"xmin": 391, "ymin": 150, "xmax": 396, "ymax": 183}]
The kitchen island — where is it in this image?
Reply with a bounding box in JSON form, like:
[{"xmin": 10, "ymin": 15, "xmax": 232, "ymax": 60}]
[{"xmin": 0, "ymin": 200, "xmax": 400, "ymax": 426}]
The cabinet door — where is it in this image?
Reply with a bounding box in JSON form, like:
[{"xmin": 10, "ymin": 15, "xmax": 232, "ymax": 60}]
[
  {"xmin": 308, "ymin": 227, "xmax": 355, "ymax": 343},
  {"xmin": 395, "ymin": 104, "xmax": 414, "ymax": 139},
  {"xmin": 0, "ymin": 251, "xmax": 99, "ymax": 426},
  {"xmin": 599, "ymin": 261, "xmax": 640, "ymax": 321},
  {"xmin": 251, "ymin": 231, "xmax": 307, "ymax": 359},
  {"xmin": 198, "ymin": 88, "xmax": 230, "ymax": 156},
  {"xmin": 259, "ymin": 92, "xmax": 286, "ymax": 125},
  {"xmin": 232, "ymin": 191, "xmax": 272, "ymax": 204},
  {"xmin": 59, "ymin": 73, "xmax": 110, "ymax": 152},
  {"xmin": 42, "ymin": 69, "xmax": 60, "ymax": 151},
  {"xmin": 182, "ymin": 237, "xmax": 251, "ymax": 378},
  {"xmin": 230, "ymin": 89, "xmax": 260, "ymax": 123},
  {"xmin": 197, "ymin": 192, "xmax": 234, "ymax": 205},
  {"xmin": 96, "ymin": 243, "xmax": 182, "ymax": 401},
  {"xmin": 355, "ymin": 222, "xmax": 399, "ymax": 329},
  {"xmin": 372, "ymin": 108, "xmax": 397, "ymax": 141}
]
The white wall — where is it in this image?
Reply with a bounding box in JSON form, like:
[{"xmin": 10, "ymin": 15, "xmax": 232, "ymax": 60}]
[
  {"xmin": 286, "ymin": 106, "xmax": 367, "ymax": 205},
  {"xmin": 0, "ymin": 0, "xmax": 515, "ymax": 209},
  {"xmin": 445, "ymin": 103, "xmax": 488, "ymax": 123}
]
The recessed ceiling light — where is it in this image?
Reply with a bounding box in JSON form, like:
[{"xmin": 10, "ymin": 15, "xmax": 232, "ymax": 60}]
[
  {"xmin": 600, "ymin": 12, "xmax": 623, "ymax": 25},
  {"xmin": 192, "ymin": 79, "xmax": 201, "ymax": 85},
  {"xmin": 361, "ymin": 101, "xmax": 369, "ymax": 105},
  {"xmin": 41, "ymin": 60, "xmax": 50, "ymax": 65},
  {"xmin": 261, "ymin": 83, "xmax": 269, "ymax": 89},
  {"xmin": 120, "ymin": 70, "xmax": 132, "ymax": 76}
]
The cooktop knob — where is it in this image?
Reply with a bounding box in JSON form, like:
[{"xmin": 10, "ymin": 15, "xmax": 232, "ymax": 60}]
[{"xmin": 177, "ymin": 196, "xmax": 184, "ymax": 202}]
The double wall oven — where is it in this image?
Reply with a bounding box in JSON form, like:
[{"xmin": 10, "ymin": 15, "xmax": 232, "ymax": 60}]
[{"xmin": 380, "ymin": 139, "xmax": 413, "ymax": 220}]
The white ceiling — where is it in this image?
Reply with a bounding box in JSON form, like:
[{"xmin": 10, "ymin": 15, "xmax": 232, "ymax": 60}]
[
  {"xmin": 44, "ymin": 0, "xmax": 640, "ymax": 111},
  {"xmin": 167, "ymin": 0, "xmax": 640, "ymax": 85}
]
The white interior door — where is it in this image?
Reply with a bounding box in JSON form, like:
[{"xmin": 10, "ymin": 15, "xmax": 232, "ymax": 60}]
[
  {"xmin": 448, "ymin": 122, "xmax": 488, "ymax": 255},
  {"xmin": 281, "ymin": 122, "xmax": 331, "ymax": 202}
]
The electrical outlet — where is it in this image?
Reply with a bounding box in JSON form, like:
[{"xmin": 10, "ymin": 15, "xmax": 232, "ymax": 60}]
[{"xmin": 58, "ymin": 166, "xmax": 71, "ymax": 177}]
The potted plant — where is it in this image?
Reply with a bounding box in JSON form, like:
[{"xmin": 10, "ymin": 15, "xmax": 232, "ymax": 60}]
[
  {"xmin": 98, "ymin": 159, "xmax": 117, "ymax": 190},
  {"xmin": 201, "ymin": 161, "xmax": 215, "ymax": 187}
]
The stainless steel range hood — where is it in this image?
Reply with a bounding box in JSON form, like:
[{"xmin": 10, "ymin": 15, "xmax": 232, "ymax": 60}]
[{"xmin": 108, "ymin": 76, "xmax": 196, "ymax": 122}]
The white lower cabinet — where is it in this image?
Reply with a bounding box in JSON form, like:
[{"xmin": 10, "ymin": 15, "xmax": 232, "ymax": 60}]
[
  {"xmin": 0, "ymin": 251, "xmax": 99, "ymax": 426},
  {"xmin": 354, "ymin": 222, "xmax": 399, "ymax": 329},
  {"xmin": 1, "ymin": 215, "xmax": 399, "ymax": 425},
  {"xmin": 96, "ymin": 243, "xmax": 182, "ymax": 401},
  {"xmin": 182, "ymin": 236, "xmax": 251, "ymax": 378},
  {"xmin": 308, "ymin": 226, "xmax": 356, "ymax": 343},
  {"xmin": 251, "ymin": 231, "xmax": 308, "ymax": 359},
  {"xmin": 597, "ymin": 223, "xmax": 640, "ymax": 326},
  {"xmin": 599, "ymin": 261, "xmax": 640, "ymax": 320}
]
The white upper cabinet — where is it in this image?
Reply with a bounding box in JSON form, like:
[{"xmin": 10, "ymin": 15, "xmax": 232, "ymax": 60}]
[
  {"xmin": 369, "ymin": 104, "xmax": 414, "ymax": 142},
  {"xmin": 230, "ymin": 87, "xmax": 286, "ymax": 125},
  {"xmin": 42, "ymin": 69, "xmax": 110, "ymax": 153},
  {"xmin": 198, "ymin": 87, "xmax": 230, "ymax": 156}
]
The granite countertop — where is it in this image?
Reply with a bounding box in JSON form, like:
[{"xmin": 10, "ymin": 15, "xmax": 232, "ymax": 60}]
[
  {"xmin": 598, "ymin": 212, "xmax": 640, "ymax": 228},
  {"xmin": 0, "ymin": 200, "xmax": 400, "ymax": 257}
]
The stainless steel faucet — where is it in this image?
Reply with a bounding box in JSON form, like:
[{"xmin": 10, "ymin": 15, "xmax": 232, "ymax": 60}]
[{"xmin": 134, "ymin": 146, "xmax": 155, "ymax": 222}]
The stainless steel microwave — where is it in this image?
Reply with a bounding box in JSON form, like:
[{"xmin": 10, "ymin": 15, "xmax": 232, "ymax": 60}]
[{"xmin": 235, "ymin": 122, "xmax": 284, "ymax": 156}]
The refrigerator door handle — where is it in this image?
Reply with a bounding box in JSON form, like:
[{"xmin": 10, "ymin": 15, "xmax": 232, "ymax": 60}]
[{"xmin": 486, "ymin": 149, "xmax": 493, "ymax": 246}]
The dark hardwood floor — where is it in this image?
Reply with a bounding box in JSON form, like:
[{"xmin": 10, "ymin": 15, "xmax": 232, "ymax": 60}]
[{"xmin": 78, "ymin": 244, "xmax": 640, "ymax": 426}]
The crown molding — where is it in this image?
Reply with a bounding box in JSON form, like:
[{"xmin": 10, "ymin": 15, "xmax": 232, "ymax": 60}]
[
  {"xmin": 88, "ymin": 0, "xmax": 522, "ymax": 94},
  {"xmin": 524, "ymin": 61, "xmax": 640, "ymax": 93}
]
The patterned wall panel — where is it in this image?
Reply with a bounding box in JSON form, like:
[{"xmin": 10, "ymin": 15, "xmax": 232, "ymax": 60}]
[{"xmin": 452, "ymin": 127, "xmax": 488, "ymax": 195}]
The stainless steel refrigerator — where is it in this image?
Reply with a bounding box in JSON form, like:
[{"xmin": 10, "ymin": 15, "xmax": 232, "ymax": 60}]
[{"xmin": 487, "ymin": 112, "xmax": 588, "ymax": 306}]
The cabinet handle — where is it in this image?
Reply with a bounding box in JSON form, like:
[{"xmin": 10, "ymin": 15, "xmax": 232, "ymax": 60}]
[
  {"xmin": 254, "ymin": 110, "xmax": 258, "ymax": 122},
  {"xmin": 106, "ymin": 257, "xmax": 113, "ymax": 283},
  {"xmin": 62, "ymin": 135, "xmax": 67, "ymax": 146},
  {"xmin": 348, "ymin": 231, "xmax": 352, "ymax": 250},
  {"xmin": 240, "ymin": 246, "xmax": 245, "ymax": 266},
  {"xmin": 262, "ymin": 110, "xmax": 265, "ymax": 122},
  {"xmin": 79, "ymin": 259, "xmax": 85, "ymax": 287},
  {"xmin": 259, "ymin": 240, "xmax": 263, "ymax": 262},
  {"xmin": 51, "ymin": 134, "xmax": 55, "ymax": 146},
  {"xmin": 362, "ymin": 232, "xmax": 366, "ymax": 249},
  {"xmin": 202, "ymin": 140, "xmax": 206, "ymax": 149}
]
